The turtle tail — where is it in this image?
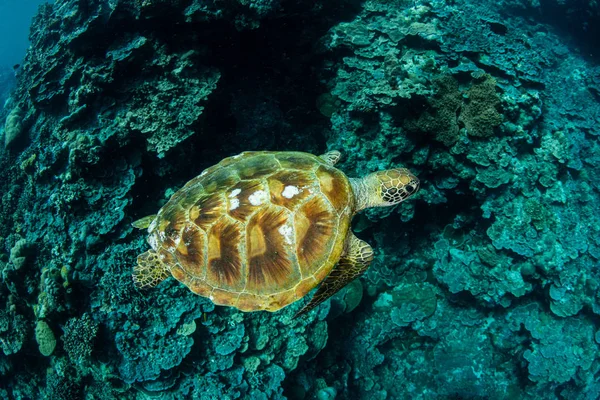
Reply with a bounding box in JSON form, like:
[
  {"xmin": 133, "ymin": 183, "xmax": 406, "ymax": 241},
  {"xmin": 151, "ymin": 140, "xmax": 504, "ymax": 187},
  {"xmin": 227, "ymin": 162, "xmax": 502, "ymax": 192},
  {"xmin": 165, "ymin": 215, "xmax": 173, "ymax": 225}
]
[{"xmin": 133, "ymin": 250, "xmax": 169, "ymax": 288}]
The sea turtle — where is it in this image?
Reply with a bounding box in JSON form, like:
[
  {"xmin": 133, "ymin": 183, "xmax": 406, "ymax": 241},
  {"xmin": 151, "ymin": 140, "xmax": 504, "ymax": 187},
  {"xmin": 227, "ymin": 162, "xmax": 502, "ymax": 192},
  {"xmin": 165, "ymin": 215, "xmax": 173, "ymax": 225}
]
[{"xmin": 132, "ymin": 150, "xmax": 419, "ymax": 315}]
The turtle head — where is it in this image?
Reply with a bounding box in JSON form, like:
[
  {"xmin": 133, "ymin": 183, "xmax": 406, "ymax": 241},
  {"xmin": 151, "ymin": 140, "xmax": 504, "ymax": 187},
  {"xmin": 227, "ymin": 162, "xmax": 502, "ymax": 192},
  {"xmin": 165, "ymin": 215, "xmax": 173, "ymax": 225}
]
[
  {"xmin": 374, "ymin": 168, "xmax": 420, "ymax": 205},
  {"xmin": 352, "ymin": 168, "xmax": 419, "ymax": 212}
]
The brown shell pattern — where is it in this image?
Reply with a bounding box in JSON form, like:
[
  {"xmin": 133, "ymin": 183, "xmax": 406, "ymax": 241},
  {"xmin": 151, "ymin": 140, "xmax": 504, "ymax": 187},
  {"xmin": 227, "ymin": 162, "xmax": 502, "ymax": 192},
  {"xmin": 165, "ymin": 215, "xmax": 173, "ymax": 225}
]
[{"xmin": 148, "ymin": 151, "xmax": 353, "ymax": 311}]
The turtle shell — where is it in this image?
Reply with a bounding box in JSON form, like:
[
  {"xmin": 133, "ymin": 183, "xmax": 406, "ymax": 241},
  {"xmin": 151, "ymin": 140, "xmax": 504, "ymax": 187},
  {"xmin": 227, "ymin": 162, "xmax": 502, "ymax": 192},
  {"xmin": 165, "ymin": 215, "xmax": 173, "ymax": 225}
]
[{"xmin": 146, "ymin": 151, "xmax": 354, "ymax": 311}]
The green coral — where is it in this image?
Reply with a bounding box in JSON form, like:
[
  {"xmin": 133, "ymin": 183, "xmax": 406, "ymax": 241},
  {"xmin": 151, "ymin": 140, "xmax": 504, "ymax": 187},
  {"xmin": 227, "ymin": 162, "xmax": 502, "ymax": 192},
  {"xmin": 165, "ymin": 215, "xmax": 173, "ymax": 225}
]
[
  {"xmin": 405, "ymin": 75, "xmax": 462, "ymax": 146},
  {"xmin": 405, "ymin": 74, "xmax": 502, "ymax": 145},
  {"xmin": 460, "ymin": 75, "xmax": 502, "ymax": 138},
  {"xmin": 475, "ymin": 164, "xmax": 512, "ymax": 188}
]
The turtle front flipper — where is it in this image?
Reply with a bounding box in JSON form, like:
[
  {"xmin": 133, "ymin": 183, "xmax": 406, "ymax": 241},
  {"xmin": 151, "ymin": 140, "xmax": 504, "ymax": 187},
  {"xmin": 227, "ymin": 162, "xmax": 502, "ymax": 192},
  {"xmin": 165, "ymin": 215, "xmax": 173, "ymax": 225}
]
[
  {"xmin": 295, "ymin": 234, "xmax": 373, "ymax": 317},
  {"xmin": 133, "ymin": 250, "xmax": 169, "ymax": 288},
  {"xmin": 319, "ymin": 150, "xmax": 342, "ymax": 166}
]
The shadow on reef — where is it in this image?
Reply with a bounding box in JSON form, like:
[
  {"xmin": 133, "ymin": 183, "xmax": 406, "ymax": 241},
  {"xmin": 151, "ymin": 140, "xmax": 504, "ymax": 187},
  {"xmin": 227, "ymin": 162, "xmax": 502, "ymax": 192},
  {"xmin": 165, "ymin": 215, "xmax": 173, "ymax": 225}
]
[
  {"xmin": 126, "ymin": 1, "xmax": 366, "ymax": 219},
  {"xmin": 500, "ymin": 0, "xmax": 600, "ymax": 61}
]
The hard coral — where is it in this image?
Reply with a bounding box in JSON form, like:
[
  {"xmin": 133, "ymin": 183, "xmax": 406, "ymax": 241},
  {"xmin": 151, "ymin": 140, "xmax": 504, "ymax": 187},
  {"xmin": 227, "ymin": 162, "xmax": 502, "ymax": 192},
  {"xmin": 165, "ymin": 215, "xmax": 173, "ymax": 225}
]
[
  {"xmin": 460, "ymin": 75, "xmax": 502, "ymax": 138},
  {"xmin": 62, "ymin": 313, "xmax": 98, "ymax": 364},
  {"xmin": 405, "ymin": 75, "xmax": 462, "ymax": 146}
]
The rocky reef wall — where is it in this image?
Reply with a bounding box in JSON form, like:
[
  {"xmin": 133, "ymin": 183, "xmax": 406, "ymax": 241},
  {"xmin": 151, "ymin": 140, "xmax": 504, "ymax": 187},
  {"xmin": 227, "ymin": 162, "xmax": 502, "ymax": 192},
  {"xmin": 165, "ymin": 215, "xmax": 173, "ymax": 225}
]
[{"xmin": 1, "ymin": 0, "xmax": 599, "ymax": 399}]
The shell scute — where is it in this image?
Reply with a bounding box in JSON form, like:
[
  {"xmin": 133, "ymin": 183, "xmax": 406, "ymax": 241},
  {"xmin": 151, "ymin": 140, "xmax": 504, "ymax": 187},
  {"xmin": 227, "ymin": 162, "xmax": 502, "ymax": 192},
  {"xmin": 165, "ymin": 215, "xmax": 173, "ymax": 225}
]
[
  {"xmin": 211, "ymin": 288, "xmax": 240, "ymax": 308},
  {"xmin": 177, "ymin": 186, "xmax": 206, "ymax": 211},
  {"xmin": 202, "ymin": 167, "xmax": 239, "ymax": 194},
  {"xmin": 227, "ymin": 179, "xmax": 268, "ymax": 222},
  {"xmin": 294, "ymin": 195, "xmax": 338, "ymax": 278},
  {"xmin": 188, "ymin": 278, "xmax": 212, "ymax": 298},
  {"xmin": 267, "ymin": 170, "xmax": 315, "ymax": 211},
  {"xmin": 206, "ymin": 217, "xmax": 245, "ymax": 291},
  {"xmin": 235, "ymin": 153, "xmax": 280, "ymax": 180},
  {"xmin": 159, "ymin": 248, "xmax": 177, "ymax": 265},
  {"xmin": 174, "ymin": 224, "xmax": 207, "ymax": 279},
  {"xmin": 316, "ymin": 165, "xmax": 352, "ymax": 210},
  {"xmin": 237, "ymin": 292, "xmax": 272, "ymax": 312},
  {"xmin": 192, "ymin": 194, "xmax": 226, "ymax": 231},
  {"xmin": 276, "ymin": 152, "xmax": 320, "ymax": 170},
  {"xmin": 245, "ymin": 206, "xmax": 300, "ymax": 294},
  {"xmin": 170, "ymin": 264, "xmax": 187, "ymax": 282},
  {"xmin": 156, "ymin": 205, "xmax": 187, "ymax": 250}
]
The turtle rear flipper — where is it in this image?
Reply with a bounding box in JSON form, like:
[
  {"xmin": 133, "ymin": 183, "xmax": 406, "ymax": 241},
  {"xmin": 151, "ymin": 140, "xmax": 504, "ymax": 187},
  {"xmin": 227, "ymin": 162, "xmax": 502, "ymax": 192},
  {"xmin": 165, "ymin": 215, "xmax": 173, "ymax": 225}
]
[
  {"xmin": 133, "ymin": 250, "xmax": 169, "ymax": 288},
  {"xmin": 295, "ymin": 234, "xmax": 373, "ymax": 317},
  {"xmin": 132, "ymin": 214, "xmax": 157, "ymax": 229}
]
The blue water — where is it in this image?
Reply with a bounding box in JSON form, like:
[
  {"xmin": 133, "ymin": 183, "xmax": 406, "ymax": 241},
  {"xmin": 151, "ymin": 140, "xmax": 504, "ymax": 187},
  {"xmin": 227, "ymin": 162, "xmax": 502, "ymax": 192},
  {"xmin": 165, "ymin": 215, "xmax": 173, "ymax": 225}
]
[
  {"xmin": 0, "ymin": 0, "xmax": 599, "ymax": 399},
  {"xmin": 0, "ymin": 0, "xmax": 50, "ymax": 67},
  {"xmin": 0, "ymin": 0, "xmax": 50, "ymax": 108}
]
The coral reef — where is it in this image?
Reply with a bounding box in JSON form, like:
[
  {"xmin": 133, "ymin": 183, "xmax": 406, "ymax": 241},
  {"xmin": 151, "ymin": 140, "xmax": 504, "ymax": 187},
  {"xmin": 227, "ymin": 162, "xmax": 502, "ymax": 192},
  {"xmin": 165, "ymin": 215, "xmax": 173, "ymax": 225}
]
[{"xmin": 1, "ymin": 0, "xmax": 599, "ymax": 398}]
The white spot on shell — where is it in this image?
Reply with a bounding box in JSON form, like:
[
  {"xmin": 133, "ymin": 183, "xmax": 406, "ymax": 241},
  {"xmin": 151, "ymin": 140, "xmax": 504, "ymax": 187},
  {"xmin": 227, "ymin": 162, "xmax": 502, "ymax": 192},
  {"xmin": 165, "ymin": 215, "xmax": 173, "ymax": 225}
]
[
  {"xmin": 172, "ymin": 235, "xmax": 182, "ymax": 247},
  {"xmin": 148, "ymin": 234, "xmax": 158, "ymax": 250},
  {"xmin": 229, "ymin": 188, "xmax": 241, "ymax": 210},
  {"xmin": 282, "ymin": 185, "xmax": 301, "ymax": 199},
  {"xmin": 248, "ymin": 190, "xmax": 268, "ymax": 206},
  {"xmin": 278, "ymin": 223, "xmax": 294, "ymax": 245}
]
